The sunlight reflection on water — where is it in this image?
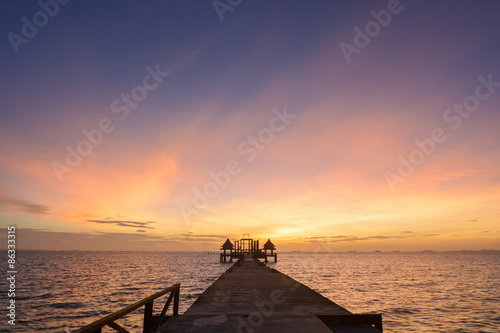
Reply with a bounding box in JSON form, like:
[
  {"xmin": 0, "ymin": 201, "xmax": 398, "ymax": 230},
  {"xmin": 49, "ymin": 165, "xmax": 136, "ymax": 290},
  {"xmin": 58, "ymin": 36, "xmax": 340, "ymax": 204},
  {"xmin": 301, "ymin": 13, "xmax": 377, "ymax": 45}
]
[
  {"xmin": 275, "ymin": 251, "xmax": 500, "ymax": 333},
  {"xmin": 1, "ymin": 251, "xmax": 499, "ymax": 332}
]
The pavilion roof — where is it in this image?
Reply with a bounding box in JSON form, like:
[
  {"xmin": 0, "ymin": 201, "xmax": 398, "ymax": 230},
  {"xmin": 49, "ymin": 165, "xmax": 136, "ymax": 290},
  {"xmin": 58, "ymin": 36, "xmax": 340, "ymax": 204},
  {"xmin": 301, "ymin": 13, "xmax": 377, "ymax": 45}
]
[
  {"xmin": 221, "ymin": 238, "xmax": 233, "ymax": 250},
  {"xmin": 263, "ymin": 239, "xmax": 276, "ymax": 250}
]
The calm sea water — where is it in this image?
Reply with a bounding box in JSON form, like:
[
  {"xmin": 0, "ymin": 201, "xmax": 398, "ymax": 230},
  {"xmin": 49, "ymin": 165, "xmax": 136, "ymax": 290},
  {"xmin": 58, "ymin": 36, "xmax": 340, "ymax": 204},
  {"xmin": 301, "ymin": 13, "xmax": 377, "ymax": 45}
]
[{"xmin": 1, "ymin": 251, "xmax": 499, "ymax": 332}]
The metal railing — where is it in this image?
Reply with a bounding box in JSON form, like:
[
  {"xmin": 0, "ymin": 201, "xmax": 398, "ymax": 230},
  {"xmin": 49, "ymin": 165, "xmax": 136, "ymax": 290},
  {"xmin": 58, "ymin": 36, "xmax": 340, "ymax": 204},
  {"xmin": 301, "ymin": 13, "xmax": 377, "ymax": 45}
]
[{"xmin": 73, "ymin": 283, "xmax": 180, "ymax": 333}]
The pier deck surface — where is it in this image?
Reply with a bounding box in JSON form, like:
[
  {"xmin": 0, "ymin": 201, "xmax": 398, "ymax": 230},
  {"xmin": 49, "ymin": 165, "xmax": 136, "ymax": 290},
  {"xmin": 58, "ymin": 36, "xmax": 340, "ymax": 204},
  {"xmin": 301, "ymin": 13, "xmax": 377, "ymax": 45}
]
[{"xmin": 160, "ymin": 258, "xmax": 381, "ymax": 332}]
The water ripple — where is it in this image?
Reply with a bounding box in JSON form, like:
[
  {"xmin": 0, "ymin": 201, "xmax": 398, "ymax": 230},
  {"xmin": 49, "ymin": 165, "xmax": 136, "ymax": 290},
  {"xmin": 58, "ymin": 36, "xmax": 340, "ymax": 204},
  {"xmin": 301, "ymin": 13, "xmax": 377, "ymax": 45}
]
[{"xmin": 1, "ymin": 251, "xmax": 498, "ymax": 332}]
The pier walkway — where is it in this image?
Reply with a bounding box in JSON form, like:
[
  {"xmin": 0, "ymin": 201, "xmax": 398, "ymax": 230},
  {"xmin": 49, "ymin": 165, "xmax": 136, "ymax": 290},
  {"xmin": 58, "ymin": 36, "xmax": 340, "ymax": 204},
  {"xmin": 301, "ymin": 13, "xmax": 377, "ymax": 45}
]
[{"xmin": 160, "ymin": 258, "xmax": 382, "ymax": 332}]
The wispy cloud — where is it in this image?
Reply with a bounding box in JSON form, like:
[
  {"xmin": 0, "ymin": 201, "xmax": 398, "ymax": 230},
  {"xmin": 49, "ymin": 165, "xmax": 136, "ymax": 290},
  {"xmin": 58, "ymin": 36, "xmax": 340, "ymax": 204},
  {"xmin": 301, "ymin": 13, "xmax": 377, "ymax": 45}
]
[
  {"xmin": 304, "ymin": 234, "xmax": 409, "ymax": 243},
  {"xmin": 180, "ymin": 231, "xmax": 228, "ymax": 239},
  {"xmin": 12, "ymin": 228, "xmax": 176, "ymax": 250},
  {"xmin": 87, "ymin": 219, "xmax": 156, "ymax": 229},
  {"xmin": 11, "ymin": 228, "xmax": 232, "ymax": 250},
  {"xmin": 0, "ymin": 192, "xmax": 50, "ymax": 214}
]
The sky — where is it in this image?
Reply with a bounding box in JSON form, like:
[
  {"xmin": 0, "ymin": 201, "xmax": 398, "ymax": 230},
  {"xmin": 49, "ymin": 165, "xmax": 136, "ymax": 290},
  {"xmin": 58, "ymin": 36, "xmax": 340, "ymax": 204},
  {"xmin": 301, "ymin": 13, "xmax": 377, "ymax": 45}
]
[{"xmin": 0, "ymin": 0, "xmax": 499, "ymax": 251}]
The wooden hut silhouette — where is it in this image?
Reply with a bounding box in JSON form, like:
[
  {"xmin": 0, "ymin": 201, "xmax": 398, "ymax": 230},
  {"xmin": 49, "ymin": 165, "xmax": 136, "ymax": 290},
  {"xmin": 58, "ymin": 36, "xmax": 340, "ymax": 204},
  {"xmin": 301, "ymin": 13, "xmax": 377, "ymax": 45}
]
[
  {"xmin": 220, "ymin": 235, "xmax": 277, "ymax": 263},
  {"xmin": 220, "ymin": 238, "xmax": 233, "ymax": 263},
  {"xmin": 263, "ymin": 239, "xmax": 276, "ymax": 259}
]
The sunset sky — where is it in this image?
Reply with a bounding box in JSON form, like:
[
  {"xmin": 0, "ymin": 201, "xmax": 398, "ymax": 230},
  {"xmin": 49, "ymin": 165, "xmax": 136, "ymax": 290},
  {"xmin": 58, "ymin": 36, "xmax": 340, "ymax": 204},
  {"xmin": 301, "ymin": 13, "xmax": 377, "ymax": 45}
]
[{"xmin": 1, "ymin": 0, "xmax": 499, "ymax": 251}]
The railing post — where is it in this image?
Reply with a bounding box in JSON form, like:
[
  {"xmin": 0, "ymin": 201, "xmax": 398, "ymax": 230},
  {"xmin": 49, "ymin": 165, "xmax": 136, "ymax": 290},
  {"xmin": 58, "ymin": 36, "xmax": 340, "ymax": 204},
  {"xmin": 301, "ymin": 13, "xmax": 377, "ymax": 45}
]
[
  {"xmin": 74, "ymin": 284, "xmax": 180, "ymax": 333},
  {"xmin": 143, "ymin": 301, "xmax": 153, "ymax": 333},
  {"xmin": 173, "ymin": 286, "xmax": 179, "ymax": 316}
]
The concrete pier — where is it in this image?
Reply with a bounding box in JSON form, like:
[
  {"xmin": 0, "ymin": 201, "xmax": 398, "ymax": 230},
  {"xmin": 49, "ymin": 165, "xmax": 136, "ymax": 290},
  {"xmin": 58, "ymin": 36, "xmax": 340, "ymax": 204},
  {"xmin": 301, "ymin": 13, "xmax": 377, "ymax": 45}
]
[{"xmin": 160, "ymin": 258, "xmax": 382, "ymax": 332}]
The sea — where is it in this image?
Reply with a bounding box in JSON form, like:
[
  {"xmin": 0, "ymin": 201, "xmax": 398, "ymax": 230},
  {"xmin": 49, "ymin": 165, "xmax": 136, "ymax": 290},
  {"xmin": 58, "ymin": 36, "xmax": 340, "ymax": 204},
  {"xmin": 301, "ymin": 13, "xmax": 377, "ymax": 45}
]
[{"xmin": 1, "ymin": 251, "xmax": 499, "ymax": 332}]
